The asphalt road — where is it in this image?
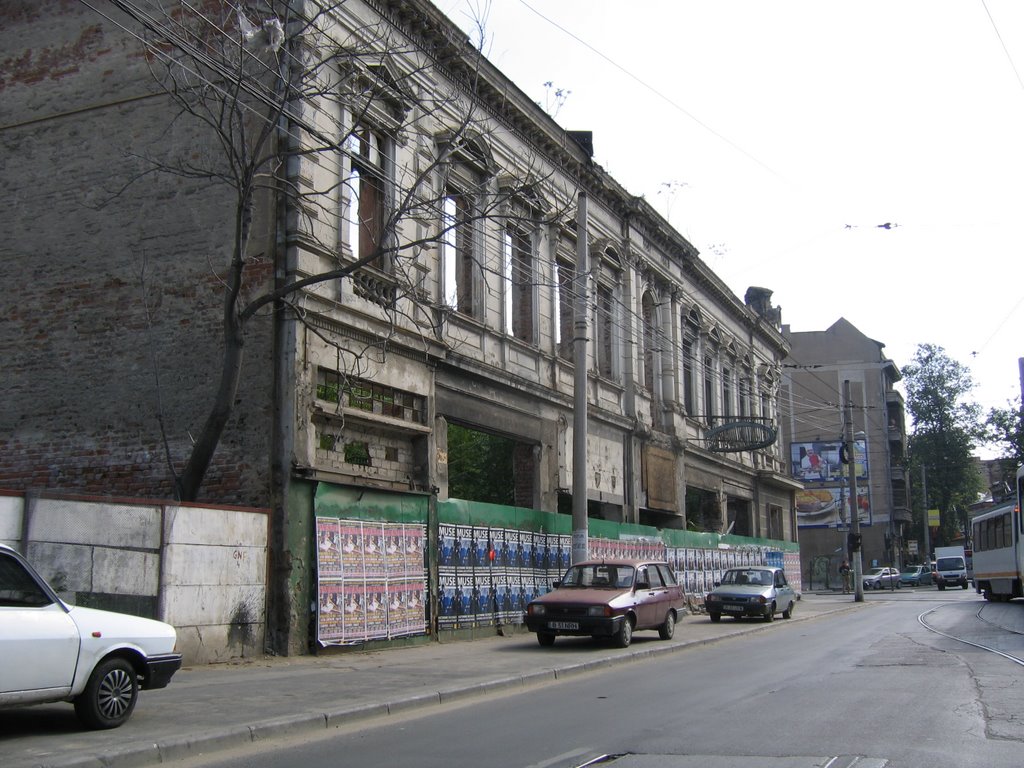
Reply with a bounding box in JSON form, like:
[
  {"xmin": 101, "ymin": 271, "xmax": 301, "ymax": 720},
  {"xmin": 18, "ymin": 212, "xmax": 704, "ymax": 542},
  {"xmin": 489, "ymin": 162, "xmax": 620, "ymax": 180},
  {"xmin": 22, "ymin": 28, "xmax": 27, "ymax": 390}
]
[{"xmin": 161, "ymin": 588, "xmax": 1024, "ymax": 768}]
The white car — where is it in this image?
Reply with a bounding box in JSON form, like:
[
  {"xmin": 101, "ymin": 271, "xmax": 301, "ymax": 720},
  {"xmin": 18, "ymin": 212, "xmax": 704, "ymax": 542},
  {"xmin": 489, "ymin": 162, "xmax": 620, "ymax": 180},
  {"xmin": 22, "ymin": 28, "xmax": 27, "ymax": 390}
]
[
  {"xmin": 0, "ymin": 543, "xmax": 182, "ymax": 729},
  {"xmin": 705, "ymin": 566, "xmax": 798, "ymax": 623}
]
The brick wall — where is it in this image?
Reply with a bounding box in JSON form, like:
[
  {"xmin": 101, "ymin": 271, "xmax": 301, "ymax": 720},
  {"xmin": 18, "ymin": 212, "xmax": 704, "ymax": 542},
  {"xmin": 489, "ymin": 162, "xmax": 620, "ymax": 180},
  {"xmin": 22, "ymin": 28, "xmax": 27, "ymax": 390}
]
[{"xmin": 0, "ymin": 1, "xmax": 275, "ymax": 506}]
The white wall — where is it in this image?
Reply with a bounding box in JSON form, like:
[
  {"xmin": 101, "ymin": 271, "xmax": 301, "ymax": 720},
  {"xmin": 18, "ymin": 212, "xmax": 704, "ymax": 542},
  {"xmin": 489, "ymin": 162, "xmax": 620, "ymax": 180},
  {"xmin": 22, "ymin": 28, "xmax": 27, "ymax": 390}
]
[{"xmin": 0, "ymin": 492, "xmax": 268, "ymax": 665}]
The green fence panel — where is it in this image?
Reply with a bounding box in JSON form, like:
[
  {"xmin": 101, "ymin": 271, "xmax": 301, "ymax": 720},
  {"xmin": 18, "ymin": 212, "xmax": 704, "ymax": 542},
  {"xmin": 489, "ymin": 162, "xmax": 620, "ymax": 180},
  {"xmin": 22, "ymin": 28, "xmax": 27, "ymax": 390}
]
[
  {"xmin": 438, "ymin": 499, "xmax": 569, "ymax": 533},
  {"xmin": 314, "ymin": 484, "xmax": 429, "ymax": 523}
]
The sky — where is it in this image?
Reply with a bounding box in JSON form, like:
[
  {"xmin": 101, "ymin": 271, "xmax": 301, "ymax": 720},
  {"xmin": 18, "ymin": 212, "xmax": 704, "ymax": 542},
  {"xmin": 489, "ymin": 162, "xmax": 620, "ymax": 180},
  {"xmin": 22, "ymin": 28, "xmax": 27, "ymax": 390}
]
[{"xmin": 434, "ymin": 0, "xmax": 1024, "ymax": 450}]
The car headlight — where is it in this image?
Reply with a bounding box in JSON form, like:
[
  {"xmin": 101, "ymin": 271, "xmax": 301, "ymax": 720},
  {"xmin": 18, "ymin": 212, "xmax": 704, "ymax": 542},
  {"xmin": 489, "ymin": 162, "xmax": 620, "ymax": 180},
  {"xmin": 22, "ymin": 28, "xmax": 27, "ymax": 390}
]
[
  {"xmin": 528, "ymin": 604, "xmax": 545, "ymax": 616},
  {"xmin": 706, "ymin": 594, "xmax": 720, "ymax": 602},
  {"xmin": 587, "ymin": 605, "xmax": 611, "ymax": 617},
  {"xmin": 753, "ymin": 595, "xmax": 767, "ymax": 605}
]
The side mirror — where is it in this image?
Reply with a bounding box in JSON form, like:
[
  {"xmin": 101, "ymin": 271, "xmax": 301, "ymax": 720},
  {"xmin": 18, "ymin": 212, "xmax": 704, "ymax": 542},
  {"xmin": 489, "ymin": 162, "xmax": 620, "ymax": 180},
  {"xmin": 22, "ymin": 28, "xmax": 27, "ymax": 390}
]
[
  {"xmin": 636, "ymin": 579, "xmax": 650, "ymax": 590},
  {"xmin": 552, "ymin": 581, "xmax": 561, "ymax": 589}
]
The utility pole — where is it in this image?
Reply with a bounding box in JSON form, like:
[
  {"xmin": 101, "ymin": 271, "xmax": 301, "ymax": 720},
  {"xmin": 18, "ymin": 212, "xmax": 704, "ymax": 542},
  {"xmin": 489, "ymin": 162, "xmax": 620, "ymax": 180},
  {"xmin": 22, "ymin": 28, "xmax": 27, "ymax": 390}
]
[
  {"xmin": 921, "ymin": 464, "xmax": 929, "ymax": 563},
  {"xmin": 571, "ymin": 192, "xmax": 589, "ymax": 564},
  {"xmin": 845, "ymin": 380, "xmax": 864, "ymax": 602}
]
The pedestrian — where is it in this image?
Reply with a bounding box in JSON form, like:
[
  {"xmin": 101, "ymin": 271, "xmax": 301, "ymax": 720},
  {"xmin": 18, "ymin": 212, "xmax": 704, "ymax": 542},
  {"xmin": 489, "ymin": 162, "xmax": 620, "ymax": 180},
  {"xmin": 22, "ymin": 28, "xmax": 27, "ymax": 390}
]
[{"xmin": 839, "ymin": 559, "xmax": 851, "ymax": 593}]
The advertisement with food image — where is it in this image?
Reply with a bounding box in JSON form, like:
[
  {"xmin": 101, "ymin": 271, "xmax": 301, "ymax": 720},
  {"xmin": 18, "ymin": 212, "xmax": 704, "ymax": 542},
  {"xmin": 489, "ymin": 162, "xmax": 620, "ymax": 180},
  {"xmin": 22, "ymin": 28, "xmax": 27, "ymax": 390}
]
[{"xmin": 796, "ymin": 487, "xmax": 872, "ymax": 528}]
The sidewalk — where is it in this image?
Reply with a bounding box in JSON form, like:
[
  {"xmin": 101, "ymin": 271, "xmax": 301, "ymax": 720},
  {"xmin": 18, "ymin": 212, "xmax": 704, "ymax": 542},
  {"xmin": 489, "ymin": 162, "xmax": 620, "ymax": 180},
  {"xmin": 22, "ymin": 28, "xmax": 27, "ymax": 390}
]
[{"xmin": 5, "ymin": 593, "xmax": 863, "ymax": 768}]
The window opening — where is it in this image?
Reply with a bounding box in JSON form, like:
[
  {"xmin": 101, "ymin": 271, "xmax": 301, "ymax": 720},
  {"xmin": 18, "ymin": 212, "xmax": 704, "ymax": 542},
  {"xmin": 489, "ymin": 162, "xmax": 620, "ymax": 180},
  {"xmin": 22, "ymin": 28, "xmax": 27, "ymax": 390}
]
[
  {"xmin": 503, "ymin": 226, "xmax": 535, "ymax": 341},
  {"xmin": 345, "ymin": 124, "xmax": 387, "ymax": 267}
]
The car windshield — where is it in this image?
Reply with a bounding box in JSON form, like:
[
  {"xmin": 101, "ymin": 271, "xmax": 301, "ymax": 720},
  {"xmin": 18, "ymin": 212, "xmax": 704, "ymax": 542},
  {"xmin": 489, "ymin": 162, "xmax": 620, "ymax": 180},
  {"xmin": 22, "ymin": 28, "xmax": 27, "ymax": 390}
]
[
  {"xmin": 560, "ymin": 564, "xmax": 635, "ymax": 588},
  {"xmin": 936, "ymin": 557, "xmax": 964, "ymax": 570},
  {"xmin": 900, "ymin": 567, "xmax": 918, "ymax": 575},
  {"xmin": 721, "ymin": 569, "xmax": 771, "ymax": 586},
  {"xmin": 866, "ymin": 568, "xmax": 885, "ymax": 576}
]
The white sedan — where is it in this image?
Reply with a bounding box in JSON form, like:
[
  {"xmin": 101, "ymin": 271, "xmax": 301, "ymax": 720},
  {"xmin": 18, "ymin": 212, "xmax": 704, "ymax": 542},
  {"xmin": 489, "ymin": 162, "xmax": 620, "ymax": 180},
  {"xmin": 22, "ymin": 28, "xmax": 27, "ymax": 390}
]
[{"xmin": 0, "ymin": 543, "xmax": 182, "ymax": 729}]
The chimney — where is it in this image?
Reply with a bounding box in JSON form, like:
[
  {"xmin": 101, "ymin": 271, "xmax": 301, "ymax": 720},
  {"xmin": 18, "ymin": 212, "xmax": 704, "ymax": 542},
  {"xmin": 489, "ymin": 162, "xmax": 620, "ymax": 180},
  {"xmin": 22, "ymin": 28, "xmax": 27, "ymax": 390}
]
[
  {"xmin": 567, "ymin": 131, "xmax": 594, "ymax": 158},
  {"xmin": 744, "ymin": 286, "xmax": 782, "ymax": 328}
]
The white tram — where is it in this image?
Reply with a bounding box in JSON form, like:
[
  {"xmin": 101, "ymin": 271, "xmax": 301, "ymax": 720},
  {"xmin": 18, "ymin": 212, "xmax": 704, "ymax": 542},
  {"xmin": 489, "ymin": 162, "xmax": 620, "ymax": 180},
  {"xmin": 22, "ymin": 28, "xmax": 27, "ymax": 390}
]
[{"xmin": 971, "ymin": 466, "xmax": 1024, "ymax": 602}]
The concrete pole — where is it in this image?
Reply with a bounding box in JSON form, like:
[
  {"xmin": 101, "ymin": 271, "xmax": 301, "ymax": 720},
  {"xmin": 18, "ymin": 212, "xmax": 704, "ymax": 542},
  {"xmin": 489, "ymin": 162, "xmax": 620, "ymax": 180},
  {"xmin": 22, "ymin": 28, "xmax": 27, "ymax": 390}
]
[
  {"xmin": 921, "ymin": 464, "xmax": 929, "ymax": 563},
  {"xmin": 845, "ymin": 380, "xmax": 864, "ymax": 602},
  {"xmin": 571, "ymin": 192, "xmax": 590, "ymax": 564}
]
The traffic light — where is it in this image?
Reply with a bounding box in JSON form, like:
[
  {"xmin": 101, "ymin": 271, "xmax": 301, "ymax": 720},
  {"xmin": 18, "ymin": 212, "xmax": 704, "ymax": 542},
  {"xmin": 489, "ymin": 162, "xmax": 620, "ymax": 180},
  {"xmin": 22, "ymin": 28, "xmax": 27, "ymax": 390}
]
[{"xmin": 847, "ymin": 532, "xmax": 862, "ymax": 553}]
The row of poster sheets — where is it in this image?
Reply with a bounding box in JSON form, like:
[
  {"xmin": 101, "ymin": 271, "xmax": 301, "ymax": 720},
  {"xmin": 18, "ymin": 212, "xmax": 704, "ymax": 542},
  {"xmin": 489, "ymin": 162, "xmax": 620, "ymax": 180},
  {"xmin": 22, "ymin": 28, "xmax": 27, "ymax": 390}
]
[
  {"xmin": 315, "ymin": 518, "xmax": 789, "ymax": 642},
  {"xmin": 316, "ymin": 518, "xmax": 427, "ymax": 645},
  {"xmin": 437, "ymin": 525, "xmax": 774, "ymax": 630}
]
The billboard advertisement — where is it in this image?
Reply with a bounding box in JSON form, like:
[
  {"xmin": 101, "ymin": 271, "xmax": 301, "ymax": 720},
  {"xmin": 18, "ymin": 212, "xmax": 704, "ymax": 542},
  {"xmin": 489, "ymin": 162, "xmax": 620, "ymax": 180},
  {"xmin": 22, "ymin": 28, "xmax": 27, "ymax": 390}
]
[
  {"xmin": 795, "ymin": 486, "xmax": 872, "ymax": 529},
  {"xmin": 790, "ymin": 440, "xmax": 867, "ymax": 483}
]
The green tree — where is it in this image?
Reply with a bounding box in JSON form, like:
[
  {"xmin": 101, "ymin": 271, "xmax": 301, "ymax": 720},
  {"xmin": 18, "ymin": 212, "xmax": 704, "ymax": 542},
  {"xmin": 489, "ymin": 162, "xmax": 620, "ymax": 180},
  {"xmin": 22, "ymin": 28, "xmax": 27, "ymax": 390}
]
[
  {"xmin": 984, "ymin": 399, "xmax": 1024, "ymax": 466},
  {"xmin": 447, "ymin": 424, "xmax": 515, "ymax": 505},
  {"xmin": 902, "ymin": 344, "xmax": 984, "ymax": 546}
]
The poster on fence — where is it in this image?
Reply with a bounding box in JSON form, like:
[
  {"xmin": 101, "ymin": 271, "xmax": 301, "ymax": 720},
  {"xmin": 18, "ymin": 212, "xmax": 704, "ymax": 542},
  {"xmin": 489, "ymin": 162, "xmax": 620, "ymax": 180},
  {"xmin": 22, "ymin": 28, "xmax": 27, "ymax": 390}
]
[{"xmin": 316, "ymin": 518, "xmax": 427, "ymax": 646}]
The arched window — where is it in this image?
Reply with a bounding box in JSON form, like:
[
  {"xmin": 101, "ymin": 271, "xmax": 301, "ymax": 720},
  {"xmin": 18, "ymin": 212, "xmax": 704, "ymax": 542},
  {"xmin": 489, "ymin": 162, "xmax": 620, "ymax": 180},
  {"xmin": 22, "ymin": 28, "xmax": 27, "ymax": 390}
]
[
  {"xmin": 703, "ymin": 328, "xmax": 721, "ymax": 426},
  {"xmin": 345, "ymin": 123, "xmax": 388, "ymax": 268},
  {"xmin": 681, "ymin": 308, "xmax": 700, "ymax": 415},
  {"xmin": 500, "ymin": 182, "xmax": 546, "ymax": 344},
  {"xmin": 554, "ymin": 250, "xmax": 575, "ymax": 361},
  {"xmin": 595, "ymin": 246, "xmax": 621, "ymax": 380},
  {"xmin": 440, "ymin": 135, "xmax": 492, "ymax": 318},
  {"xmin": 641, "ymin": 290, "xmax": 658, "ymax": 395}
]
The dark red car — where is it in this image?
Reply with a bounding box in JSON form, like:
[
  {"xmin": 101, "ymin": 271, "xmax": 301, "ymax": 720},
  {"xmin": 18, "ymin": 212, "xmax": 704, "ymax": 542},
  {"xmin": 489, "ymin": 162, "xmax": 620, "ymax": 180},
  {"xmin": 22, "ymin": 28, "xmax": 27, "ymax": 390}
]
[{"xmin": 524, "ymin": 559, "xmax": 685, "ymax": 647}]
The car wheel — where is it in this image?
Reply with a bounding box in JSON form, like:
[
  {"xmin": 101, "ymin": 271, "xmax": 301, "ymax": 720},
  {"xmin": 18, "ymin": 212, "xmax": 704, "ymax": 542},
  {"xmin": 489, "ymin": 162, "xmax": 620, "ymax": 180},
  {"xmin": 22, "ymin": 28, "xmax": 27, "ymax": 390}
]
[
  {"xmin": 658, "ymin": 610, "xmax": 676, "ymax": 640},
  {"xmin": 73, "ymin": 657, "xmax": 139, "ymax": 730},
  {"xmin": 962, "ymin": 582, "xmax": 969, "ymax": 590},
  {"xmin": 782, "ymin": 600, "xmax": 794, "ymax": 619},
  {"xmin": 709, "ymin": 613, "xmax": 721, "ymax": 623},
  {"xmin": 537, "ymin": 632, "xmax": 555, "ymax": 647},
  {"xmin": 896, "ymin": 582, "xmax": 901, "ymax": 589},
  {"xmin": 614, "ymin": 616, "xmax": 634, "ymax": 648},
  {"xmin": 875, "ymin": 582, "xmax": 882, "ymax": 590},
  {"xmin": 938, "ymin": 583, "xmax": 945, "ymax": 591},
  {"xmin": 764, "ymin": 604, "xmax": 775, "ymax": 622}
]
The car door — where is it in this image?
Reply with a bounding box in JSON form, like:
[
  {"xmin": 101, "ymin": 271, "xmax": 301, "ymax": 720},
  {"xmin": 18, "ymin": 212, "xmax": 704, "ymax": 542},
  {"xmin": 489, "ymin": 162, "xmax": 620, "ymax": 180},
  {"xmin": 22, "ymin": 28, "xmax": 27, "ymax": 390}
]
[
  {"xmin": 655, "ymin": 564, "xmax": 683, "ymax": 610},
  {"xmin": 774, "ymin": 570, "xmax": 794, "ymax": 612},
  {"xmin": 650, "ymin": 564, "xmax": 681, "ymax": 622},
  {"xmin": 633, "ymin": 565, "xmax": 664, "ymax": 628},
  {"xmin": 0, "ymin": 550, "xmax": 80, "ymax": 696}
]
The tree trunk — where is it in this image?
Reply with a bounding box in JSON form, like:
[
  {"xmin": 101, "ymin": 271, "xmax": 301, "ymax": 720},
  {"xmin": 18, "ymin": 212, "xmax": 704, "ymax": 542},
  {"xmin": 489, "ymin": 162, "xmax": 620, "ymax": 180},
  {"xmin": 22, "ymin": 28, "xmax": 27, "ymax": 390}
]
[{"xmin": 175, "ymin": 189, "xmax": 252, "ymax": 501}]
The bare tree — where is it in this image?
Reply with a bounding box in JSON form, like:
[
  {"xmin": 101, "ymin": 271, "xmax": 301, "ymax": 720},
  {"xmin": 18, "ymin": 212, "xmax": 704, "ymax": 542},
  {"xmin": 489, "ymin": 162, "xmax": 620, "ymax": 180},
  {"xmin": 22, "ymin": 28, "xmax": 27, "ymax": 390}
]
[{"xmin": 94, "ymin": 0, "xmax": 571, "ymax": 501}]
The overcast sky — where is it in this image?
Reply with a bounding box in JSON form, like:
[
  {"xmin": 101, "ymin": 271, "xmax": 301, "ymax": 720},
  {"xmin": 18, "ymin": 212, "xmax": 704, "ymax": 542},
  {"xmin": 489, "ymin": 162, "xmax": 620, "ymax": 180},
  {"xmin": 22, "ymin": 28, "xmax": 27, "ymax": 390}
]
[{"xmin": 435, "ymin": 0, "xmax": 1024, "ymax": 449}]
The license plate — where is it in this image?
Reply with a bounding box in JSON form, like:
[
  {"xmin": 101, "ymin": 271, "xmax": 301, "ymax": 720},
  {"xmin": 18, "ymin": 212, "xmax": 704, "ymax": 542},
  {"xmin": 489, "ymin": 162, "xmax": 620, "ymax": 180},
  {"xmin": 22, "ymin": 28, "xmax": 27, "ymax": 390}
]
[
  {"xmin": 723, "ymin": 605, "xmax": 743, "ymax": 613},
  {"xmin": 549, "ymin": 621, "xmax": 579, "ymax": 630}
]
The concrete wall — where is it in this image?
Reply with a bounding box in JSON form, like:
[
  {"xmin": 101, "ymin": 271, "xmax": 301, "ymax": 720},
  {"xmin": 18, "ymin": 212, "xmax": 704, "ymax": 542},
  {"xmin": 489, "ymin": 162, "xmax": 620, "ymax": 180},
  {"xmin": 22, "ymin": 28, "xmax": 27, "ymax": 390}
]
[{"xmin": 0, "ymin": 491, "xmax": 268, "ymax": 665}]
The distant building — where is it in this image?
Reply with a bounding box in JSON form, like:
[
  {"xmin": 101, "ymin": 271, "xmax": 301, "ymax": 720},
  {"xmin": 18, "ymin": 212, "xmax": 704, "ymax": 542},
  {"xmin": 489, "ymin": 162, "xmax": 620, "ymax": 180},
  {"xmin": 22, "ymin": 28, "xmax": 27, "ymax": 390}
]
[{"xmin": 781, "ymin": 319, "xmax": 909, "ymax": 581}]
